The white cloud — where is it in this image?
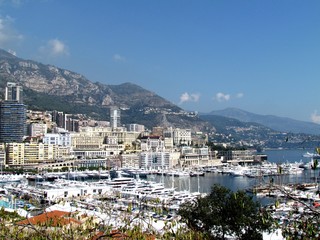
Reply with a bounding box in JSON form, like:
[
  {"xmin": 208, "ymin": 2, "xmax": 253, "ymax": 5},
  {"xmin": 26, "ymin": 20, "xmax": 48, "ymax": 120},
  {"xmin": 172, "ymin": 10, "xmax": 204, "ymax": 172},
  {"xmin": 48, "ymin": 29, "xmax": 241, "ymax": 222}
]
[
  {"xmin": 311, "ymin": 111, "xmax": 320, "ymax": 124},
  {"xmin": 179, "ymin": 93, "xmax": 190, "ymax": 104},
  {"xmin": 0, "ymin": 15, "xmax": 23, "ymax": 48},
  {"xmin": 179, "ymin": 92, "xmax": 200, "ymax": 104},
  {"xmin": 236, "ymin": 92, "xmax": 244, "ymax": 98},
  {"xmin": 213, "ymin": 92, "xmax": 244, "ymax": 102},
  {"xmin": 113, "ymin": 54, "xmax": 126, "ymax": 62},
  {"xmin": 214, "ymin": 92, "xmax": 231, "ymax": 102},
  {"xmin": 49, "ymin": 39, "xmax": 67, "ymax": 55},
  {"xmin": 39, "ymin": 38, "xmax": 69, "ymax": 57}
]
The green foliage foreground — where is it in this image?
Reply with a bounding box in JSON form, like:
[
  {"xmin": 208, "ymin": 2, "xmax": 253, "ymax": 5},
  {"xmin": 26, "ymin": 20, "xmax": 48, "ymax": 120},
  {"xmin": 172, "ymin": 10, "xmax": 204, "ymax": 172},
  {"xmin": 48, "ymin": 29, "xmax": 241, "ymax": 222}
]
[{"xmin": 178, "ymin": 184, "xmax": 274, "ymax": 240}]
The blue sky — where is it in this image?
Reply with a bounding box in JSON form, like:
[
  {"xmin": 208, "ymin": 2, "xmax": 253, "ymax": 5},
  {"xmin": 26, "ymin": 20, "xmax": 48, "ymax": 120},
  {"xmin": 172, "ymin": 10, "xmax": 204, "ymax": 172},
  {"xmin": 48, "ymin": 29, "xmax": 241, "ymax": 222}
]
[{"xmin": 0, "ymin": 1, "xmax": 320, "ymax": 123}]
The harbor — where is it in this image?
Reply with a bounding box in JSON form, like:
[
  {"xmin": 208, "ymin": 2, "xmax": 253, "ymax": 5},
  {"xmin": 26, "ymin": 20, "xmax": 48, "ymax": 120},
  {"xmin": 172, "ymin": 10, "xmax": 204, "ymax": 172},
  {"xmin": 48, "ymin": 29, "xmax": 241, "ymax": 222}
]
[{"xmin": 0, "ymin": 148, "xmax": 319, "ymax": 239}]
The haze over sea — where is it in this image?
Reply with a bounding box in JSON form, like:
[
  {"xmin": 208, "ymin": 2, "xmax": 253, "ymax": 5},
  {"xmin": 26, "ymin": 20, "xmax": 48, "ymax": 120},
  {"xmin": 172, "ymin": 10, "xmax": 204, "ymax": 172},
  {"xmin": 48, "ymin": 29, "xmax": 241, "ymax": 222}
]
[{"xmin": 147, "ymin": 148, "xmax": 318, "ymax": 196}]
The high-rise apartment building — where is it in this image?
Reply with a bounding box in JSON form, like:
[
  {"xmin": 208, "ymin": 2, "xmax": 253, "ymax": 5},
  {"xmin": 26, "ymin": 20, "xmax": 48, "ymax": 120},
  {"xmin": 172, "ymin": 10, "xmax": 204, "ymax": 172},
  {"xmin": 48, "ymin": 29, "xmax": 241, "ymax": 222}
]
[
  {"xmin": 110, "ymin": 107, "xmax": 120, "ymax": 128},
  {"xmin": 5, "ymin": 82, "xmax": 23, "ymax": 103},
  {"xmin": 0, "ymin": 83, "xmax": 26, "ymax": 143},
  {"xmin": 51, "ymin": 110, "xmax": 65, "ymax": 128}
]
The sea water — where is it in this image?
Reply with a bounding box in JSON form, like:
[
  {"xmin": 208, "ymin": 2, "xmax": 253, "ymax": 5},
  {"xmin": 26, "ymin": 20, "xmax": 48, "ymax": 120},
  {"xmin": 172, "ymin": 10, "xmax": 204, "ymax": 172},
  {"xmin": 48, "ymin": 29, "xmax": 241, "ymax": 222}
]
[
  {"xmin": 264, "ymin": 148, "xmax": 309, "ymax": 164},
  {"xmin": 147, "ymin": 148, "xmax": 319, "ymax": 194}
]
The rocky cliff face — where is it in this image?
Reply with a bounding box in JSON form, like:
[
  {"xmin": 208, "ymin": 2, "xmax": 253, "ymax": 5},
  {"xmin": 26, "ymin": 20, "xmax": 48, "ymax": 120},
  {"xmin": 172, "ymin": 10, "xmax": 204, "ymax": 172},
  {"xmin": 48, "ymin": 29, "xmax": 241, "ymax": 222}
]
[
  {"xmin": 0, "ymin": 49, "xmax": 175, "ymax": 109},
  {"xmin": 0, "ymin": 49, "xmax": 211, "ymax": 131}
]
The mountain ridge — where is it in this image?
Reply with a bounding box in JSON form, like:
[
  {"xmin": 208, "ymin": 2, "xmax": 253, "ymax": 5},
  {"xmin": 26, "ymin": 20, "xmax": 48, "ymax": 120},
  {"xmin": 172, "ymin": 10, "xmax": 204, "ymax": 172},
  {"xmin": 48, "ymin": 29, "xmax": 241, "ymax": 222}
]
[
  {"xmin": 1, "ymin": 48, "xmax": 318, "ymax": 135},
  {"xmin": 206, "ymin": 107, "xmax": 320, "ymax": 135},
  {"xmin": 0, "ymin": 49, "xmax": 210, "ymax": 131}
]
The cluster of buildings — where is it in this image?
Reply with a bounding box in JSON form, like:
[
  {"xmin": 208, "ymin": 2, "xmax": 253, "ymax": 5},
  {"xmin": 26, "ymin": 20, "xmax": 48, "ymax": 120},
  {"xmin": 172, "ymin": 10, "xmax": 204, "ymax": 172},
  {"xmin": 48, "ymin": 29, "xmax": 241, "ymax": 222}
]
[{"xmin": 0, "ymin": 82, "xmax": 264, "ymax": 171}]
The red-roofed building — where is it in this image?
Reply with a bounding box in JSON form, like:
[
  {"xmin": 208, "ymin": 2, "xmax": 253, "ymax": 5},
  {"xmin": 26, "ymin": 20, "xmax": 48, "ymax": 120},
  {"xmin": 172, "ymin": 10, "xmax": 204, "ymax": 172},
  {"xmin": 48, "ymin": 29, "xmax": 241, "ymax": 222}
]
[{"xmin": 17, "ymin": 210, "xmax": 81, "ymax": 227}]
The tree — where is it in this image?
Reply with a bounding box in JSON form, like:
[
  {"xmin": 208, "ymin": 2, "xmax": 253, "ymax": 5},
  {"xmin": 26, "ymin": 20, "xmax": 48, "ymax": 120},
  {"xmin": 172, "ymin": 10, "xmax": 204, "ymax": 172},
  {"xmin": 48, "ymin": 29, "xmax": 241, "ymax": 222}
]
[{"xmin": 178, "ymin": 184, "xmax": 274, "ymax": 240}]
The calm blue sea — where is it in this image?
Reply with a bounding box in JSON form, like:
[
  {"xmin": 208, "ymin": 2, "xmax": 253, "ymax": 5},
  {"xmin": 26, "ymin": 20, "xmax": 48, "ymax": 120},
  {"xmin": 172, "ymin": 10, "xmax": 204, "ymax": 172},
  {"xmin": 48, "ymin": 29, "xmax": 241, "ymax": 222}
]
[
  {"xmin": 147, "ymin": 148, "xmax": 319, "ymax": 196},
  {"xmin": 263, "ymin": 148, "xmax": 311, "ymax": 164}
]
